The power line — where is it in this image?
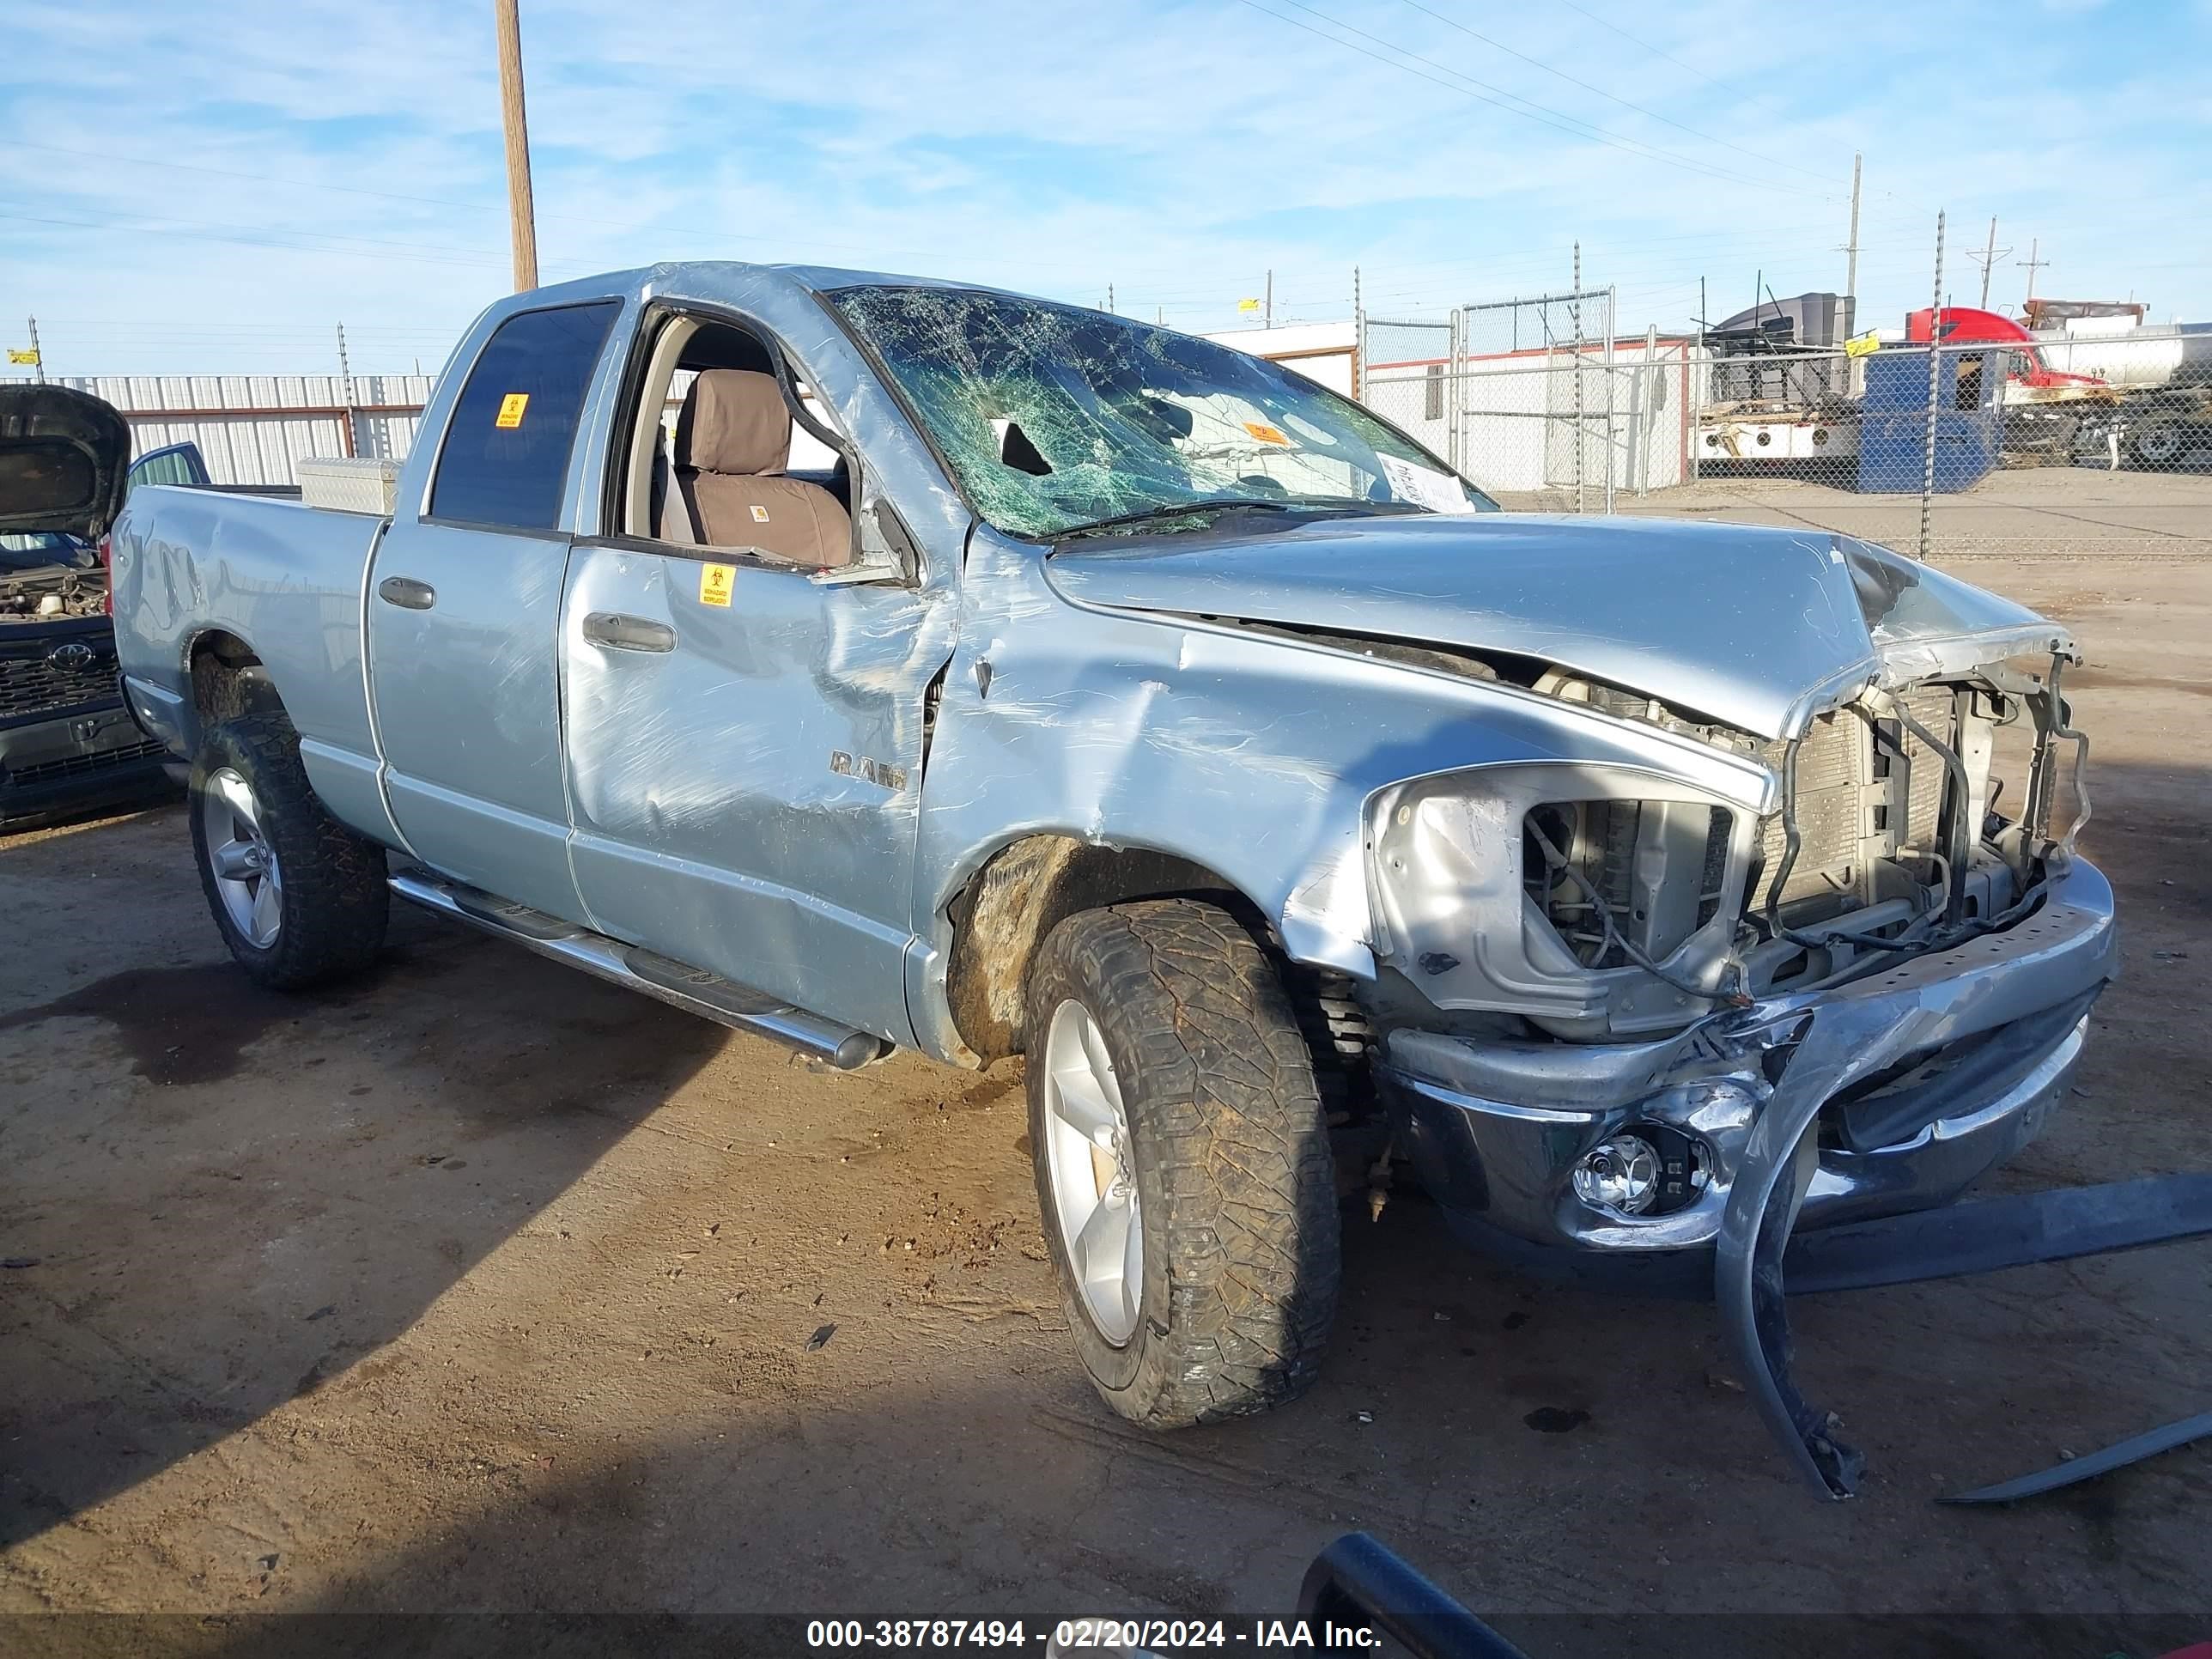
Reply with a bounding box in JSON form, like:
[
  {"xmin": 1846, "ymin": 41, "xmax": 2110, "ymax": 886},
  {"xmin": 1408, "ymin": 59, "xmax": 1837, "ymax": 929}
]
[
  {"xmin": 1391, "ymin": 0, "xmax": 1838, "ymax": 184},
  {"xmin": 1542, "ymin": 0, "xmax": 1729, "ymax": 90},
  {"xmin": 7, "ymin": 141, "xmax": 1228, "ymax": 282},
  {"xmin": 1232, "ymin": 0, "xmax": 1839, "ymax": 202}
]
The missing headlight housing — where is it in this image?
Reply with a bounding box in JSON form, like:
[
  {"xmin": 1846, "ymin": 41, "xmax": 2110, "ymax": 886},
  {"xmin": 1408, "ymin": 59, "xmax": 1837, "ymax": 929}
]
[
  {"xmin": 1524, "ymin": 799, "xmax": 1734, "ymax": 969},
  {"xmin": 1365, "ymin": 760, "xmax": 1765, "ymax": 1040}
]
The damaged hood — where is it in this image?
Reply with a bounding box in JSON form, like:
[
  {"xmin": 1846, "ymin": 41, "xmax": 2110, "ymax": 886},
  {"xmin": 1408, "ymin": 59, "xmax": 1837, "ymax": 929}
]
[{"xmin": 1046, "ymin": 514, "xmax": 2069, "ymax": 739}]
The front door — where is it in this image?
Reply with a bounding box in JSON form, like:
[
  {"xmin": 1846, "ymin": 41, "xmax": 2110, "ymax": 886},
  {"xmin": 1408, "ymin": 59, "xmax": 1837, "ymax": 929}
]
[
  {"xmin": 559, "ymin": 542, "xmax": 951, "ymax": 1046},
  {"xmin": 367, "ymin": 299, "xmax": 620, "ymax": 920}
]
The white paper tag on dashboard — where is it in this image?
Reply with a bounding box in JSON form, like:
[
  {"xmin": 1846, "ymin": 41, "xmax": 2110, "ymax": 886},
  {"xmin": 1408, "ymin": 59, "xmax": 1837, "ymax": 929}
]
[{"xmin": 1379, "ymin": 453, "xmax": 1478, "ymax": 514}]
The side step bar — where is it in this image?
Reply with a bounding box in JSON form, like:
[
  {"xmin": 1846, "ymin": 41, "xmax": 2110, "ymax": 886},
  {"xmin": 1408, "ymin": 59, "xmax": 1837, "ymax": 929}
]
[{"xmin": 389, "ymin": 870, "xmax": 889, "ymax": 1070}]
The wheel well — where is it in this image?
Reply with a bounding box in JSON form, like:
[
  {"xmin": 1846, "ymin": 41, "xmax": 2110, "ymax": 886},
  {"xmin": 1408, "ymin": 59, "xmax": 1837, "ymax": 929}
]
[
  {"xmin": 944, "ymin": 836, "xmax": 1248, "ymax": 1060},
  {"xmin": 189, "ymin": 632, "xmax": 279, "ymax": 731}
]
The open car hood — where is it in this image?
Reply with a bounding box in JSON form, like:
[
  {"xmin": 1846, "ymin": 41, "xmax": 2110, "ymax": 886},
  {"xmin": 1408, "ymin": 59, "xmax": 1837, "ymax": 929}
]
[
  {"xmin": 1046, "ymin": 514, "xmax": 2070, "ymax": 739},
  {"xmin": 0, "ymin": 385, "xmax": 131, "ymax": 538}
]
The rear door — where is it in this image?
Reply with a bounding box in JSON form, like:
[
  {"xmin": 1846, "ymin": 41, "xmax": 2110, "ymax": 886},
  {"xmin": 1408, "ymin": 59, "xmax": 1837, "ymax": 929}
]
[{"xmin": 366, "ymin": 299, "xmax": 621, "ymax": 920}]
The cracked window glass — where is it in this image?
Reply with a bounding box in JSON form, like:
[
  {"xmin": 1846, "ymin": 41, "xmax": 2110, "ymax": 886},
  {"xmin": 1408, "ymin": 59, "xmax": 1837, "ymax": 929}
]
[{"xmin": 828, "ymin": 285, "xmax": 1496, "ymax": 538}]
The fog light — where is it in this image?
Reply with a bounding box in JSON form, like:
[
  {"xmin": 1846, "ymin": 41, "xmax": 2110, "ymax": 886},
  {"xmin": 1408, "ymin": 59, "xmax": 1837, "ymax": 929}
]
[{"xmin": 1572, "ymin": 1134, "xmax": 1662, "ymax": 1214}]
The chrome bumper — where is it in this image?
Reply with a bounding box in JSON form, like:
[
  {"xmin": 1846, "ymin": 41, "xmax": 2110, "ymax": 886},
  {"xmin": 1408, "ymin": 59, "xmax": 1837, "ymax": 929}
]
[{"xmin": 1377, "ymin": 857, "xmax": 2118, "ymax": 1258}]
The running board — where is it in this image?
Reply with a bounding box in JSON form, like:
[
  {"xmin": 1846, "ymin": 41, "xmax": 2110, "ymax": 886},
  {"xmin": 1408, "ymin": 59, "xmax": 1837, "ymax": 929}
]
[{"xmin": 388, "ymin": 871, "xmax": 889, "ymax": 1070}]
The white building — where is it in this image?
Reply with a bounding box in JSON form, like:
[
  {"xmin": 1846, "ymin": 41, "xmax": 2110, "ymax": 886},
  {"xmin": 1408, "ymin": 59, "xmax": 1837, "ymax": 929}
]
[{"xmin": 1200, "ymin": 320, "xmax": 1359, "ymax": 398}]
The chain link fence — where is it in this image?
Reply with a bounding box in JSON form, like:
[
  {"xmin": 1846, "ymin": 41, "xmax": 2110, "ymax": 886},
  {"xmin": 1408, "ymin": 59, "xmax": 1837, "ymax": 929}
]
[{"xmin": 1361, "ymin": 307, "xmax": 2212, "ymax": 564}]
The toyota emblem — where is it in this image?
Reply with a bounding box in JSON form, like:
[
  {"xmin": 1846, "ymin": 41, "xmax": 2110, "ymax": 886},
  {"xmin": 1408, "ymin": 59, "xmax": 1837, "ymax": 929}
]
[{"xmin": 46, "ymin": 641, "xmax": 96, "ymax": 672}]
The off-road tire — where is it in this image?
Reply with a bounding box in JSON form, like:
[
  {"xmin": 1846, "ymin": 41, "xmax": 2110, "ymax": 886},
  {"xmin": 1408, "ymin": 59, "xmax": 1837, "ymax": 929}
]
[
  {"xmin": 190, "ymin": 714, "xmax": 389, "ymax": 990},
  {"xmin": 1026, "ymin": 898, "xmax": 1340, "ymax": 1426}
]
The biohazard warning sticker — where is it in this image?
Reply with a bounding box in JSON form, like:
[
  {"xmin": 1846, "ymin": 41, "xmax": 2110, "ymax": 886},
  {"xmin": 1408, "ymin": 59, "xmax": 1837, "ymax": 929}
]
[
  {"xmin": 697, "ymin": 562, "xmax": 736, "ymax": 607},
  {"xmin": 1242, "ymin": 421, "xmax": 1291, "ymax": 446},
  {"xmin": 495, "ymin": 392, "xmax": 530, "ymax": 429}
]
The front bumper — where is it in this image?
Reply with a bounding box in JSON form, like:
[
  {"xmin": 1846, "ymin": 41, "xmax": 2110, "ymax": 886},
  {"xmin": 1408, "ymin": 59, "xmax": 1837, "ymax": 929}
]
[
  {"xmin": 0, "ymin": 700, "xmax": 174, "ymax": 824},
  {"xmin": 1378, "ymin": 856, "xmax": 2118, "ymax": 1261}
]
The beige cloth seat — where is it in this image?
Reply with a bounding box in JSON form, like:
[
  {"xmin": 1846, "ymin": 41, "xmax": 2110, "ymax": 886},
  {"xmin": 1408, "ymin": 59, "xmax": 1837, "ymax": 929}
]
[{"xmin": 665, "ymin": 369, "xmax": 851, "ymax": 568}]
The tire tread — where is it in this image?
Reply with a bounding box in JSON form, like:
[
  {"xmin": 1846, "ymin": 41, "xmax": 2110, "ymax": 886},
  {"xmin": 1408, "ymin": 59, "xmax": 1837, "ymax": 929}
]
[
  {"xmin": 1028, "ymin": 898, "xmax": 1340, "ymax": 1427},
  {"xmin": 191, "ymin": 712, "xmax": 388, "ymax": 990}
]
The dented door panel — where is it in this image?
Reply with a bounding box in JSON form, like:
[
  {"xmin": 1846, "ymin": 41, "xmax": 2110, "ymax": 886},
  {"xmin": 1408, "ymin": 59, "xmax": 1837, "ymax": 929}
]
[{"xmin": 561, "ymin": 544, "xmax": 954, "ymax": 1046}]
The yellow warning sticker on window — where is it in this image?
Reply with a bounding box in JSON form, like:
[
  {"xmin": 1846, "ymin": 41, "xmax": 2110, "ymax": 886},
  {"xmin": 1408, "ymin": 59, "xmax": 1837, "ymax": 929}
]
[
  {"xmin": 495, "ymin": 392, "xmax": 530, "ymax": 428},
  {"xmin": 750, "ymin": 504, "xmax": 770, "ymax": 523},
  {"xmin": 697, "ymin": 563, "xmax": 735, "ymax": 607},
  {"xmin": 1243, "ymin": 421, "xmax": 1291, "ymax": 446}
]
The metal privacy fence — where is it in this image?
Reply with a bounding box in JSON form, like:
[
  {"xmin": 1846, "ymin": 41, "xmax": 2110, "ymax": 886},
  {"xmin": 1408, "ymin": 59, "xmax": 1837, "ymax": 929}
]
[
  {"xmin": 51, "ymin": 374, "xmax": 437, "ymax": 488},
  {"xmin": 1362, "ymin": 320, "xmax": 2212, "ymax": 563}
]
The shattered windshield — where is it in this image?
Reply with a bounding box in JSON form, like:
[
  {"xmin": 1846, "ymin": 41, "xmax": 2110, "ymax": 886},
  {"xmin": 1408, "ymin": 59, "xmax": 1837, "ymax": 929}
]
[{"xmin": 828, "ymin": 285, "xmax": 1496, "ymax": 538}]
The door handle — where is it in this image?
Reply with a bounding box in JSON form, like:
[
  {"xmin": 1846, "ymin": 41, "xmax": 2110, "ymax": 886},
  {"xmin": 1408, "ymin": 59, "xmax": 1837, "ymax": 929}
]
[
  {"xmin": 581, "ymin": 611, "xmax": 677, "ymax": 653},
  {"xmin": 377, "ymin": 576, "xmax": 436, "ymax": 611}
]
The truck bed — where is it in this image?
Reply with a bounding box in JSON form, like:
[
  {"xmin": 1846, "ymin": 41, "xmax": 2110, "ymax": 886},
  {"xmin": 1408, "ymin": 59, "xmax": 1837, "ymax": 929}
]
[{"xmin": 110, "ymin": 487, "xmax": 387, "ymax": 823}]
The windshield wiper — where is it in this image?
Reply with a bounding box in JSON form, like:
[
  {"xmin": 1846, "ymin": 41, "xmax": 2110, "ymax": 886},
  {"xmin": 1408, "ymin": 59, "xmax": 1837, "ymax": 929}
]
[{"xmin": 1055, "ymin": 495, "xmax": 1425, "ymax": 541}]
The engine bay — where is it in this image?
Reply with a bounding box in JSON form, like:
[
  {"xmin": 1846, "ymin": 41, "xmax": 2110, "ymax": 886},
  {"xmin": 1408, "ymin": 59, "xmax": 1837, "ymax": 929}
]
[
  {"xmin": 1364, "ymin": 647, "xmax": 2087, "ymax": 1045},
  {"xmin": 0, "ymin": 533, "xmax": 107, "ymax": 622}
]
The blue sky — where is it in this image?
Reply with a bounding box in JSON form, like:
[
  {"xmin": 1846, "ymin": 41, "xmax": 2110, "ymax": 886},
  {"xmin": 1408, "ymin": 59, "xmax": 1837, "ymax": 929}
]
[{"xmin": 3, "ymin": 0, "xmax": 2208, "ymax": 376}]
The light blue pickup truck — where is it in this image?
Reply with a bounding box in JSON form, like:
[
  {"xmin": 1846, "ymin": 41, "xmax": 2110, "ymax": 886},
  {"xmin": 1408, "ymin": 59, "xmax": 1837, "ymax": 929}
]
[{"xmin": 110, "ymin": 264, "xmax": 2118, "ymax": 1492}]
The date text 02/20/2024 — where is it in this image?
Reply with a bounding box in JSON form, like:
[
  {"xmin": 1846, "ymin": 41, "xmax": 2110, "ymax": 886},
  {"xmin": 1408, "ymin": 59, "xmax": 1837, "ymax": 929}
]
[{"xmin": 805, "ymin": 1619, "xmax": 1383, "ymax": 1650}]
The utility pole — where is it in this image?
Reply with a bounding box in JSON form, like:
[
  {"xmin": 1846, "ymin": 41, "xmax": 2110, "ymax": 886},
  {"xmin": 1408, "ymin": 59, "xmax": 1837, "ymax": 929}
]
[
  {"xmin": 2017, "ymin": 237, "xmax": 2048, "ymax": 306},
  {"xmin": 1968, "ymin": 217, "xmax": 2010, "ymax": 311},
  {"xmin": 1264, "ymin": 269, "xmax": 1273, "ymax": 329},
  {"xmin": 26, "ymin": 316, "xmax": 45, "ymax": 383},
  {"xmin": 1352, "ymin": 265, "xmax": 1363, "ymax": 400},
  {"xmin": 494, "ymin": 0, "xmax": 539, "ymax": 292},
  {"xmin": 1571, "ymin": 241, "xmax": 1585, "ymax": 514},
  {"xmin": 1843, "ymin": 152, "xmax": 1862, "ymax": 321},
  {"xmin": 1918, "ymin": 210, "xmax": 1945, "ymax": 562},
  {"xmin": 1105, "ymin": 283, "xmax": 1114, "ymax": 313},
  {"xmin": 336, "ymin": 323, "xmax": 360, "ymax": 458}
]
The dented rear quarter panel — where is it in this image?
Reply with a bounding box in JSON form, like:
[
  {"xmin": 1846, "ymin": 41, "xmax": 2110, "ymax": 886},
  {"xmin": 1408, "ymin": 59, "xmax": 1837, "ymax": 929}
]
[{"xmin": 108, "ymin": 487, "xmax": 388, "ymax": 829}]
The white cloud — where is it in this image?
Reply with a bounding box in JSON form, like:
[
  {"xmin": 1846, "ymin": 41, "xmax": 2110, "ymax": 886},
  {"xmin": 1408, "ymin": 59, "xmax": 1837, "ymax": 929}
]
[{"xmin": 2, "ymin": 0, "xmax": 2206, "ymax": 374}]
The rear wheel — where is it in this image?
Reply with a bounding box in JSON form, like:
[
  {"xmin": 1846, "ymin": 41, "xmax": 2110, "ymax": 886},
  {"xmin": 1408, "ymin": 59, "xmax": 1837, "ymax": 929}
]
[
  {"xmin": 1026, "ymin": 899, "xmax": 1340, "ymax": 1427},
  {"xmin": 190, "ymin": 714, "xmax": 389, "ymax": 989}
]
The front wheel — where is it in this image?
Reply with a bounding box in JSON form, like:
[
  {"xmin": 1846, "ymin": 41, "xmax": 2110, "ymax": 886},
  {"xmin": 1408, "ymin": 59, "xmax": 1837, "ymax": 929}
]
[
  {"xmin": 1026, "ymin": 899, "xmax": 1340, "ymax": 1427},
  {"xmin": 190, "ymin": 714, "xmax": 389, "ymax": 989}
]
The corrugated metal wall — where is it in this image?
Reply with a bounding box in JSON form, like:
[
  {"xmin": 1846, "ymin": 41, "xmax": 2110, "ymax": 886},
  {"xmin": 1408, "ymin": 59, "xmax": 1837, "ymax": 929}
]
[{"xmin": 54, "ymin": 374, "xmax": 434, "ymax": 488}]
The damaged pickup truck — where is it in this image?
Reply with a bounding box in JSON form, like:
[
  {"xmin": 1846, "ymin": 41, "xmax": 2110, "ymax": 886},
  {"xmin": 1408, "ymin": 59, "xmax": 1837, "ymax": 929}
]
[{"xmin": 111, "ymin": 265, "xmax": 2133, "ymax": 1492}]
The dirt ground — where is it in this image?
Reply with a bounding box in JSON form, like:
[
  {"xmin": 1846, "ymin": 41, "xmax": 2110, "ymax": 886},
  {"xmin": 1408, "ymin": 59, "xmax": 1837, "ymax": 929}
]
[{"xmin": 2, "ymin": 554, "xmax": 2208, "ymax": 1657}]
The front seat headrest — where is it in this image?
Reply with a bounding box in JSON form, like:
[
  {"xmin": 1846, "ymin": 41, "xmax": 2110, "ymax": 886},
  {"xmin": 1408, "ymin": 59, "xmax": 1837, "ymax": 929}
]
[{"xmin": 675, "ymin": 368, "xmax": 791, "ymax": 477}]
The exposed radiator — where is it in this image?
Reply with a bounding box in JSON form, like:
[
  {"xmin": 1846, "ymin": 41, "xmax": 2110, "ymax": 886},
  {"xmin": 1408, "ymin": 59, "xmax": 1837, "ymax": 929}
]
[{"xmin": 1759, "ymin": 684, "xmax": 1954, "ymax": 907}]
